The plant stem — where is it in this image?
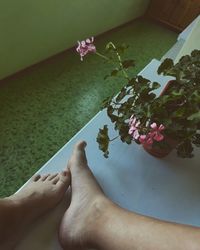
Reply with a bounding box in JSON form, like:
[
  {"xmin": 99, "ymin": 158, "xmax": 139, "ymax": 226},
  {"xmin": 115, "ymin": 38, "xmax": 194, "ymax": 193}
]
[
  {"xmin": 109, "ymin": 135, "xmax": 119, "ymax": 142},
  {"xmin": 95, "ymin": 43, "xmax": 130, "ymax": 81},
  {"xmin": 95, "ymin": 52, "xmax": 110, "ymax": 61},
  {"xmin": 108, "ymin": 42, "xmax": 130, "ymax": 80}
]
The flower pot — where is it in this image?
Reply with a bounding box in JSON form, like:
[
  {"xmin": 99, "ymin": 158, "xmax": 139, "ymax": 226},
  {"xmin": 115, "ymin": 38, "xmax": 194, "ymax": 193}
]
[
  {"xmin": 159, "ymin": 79, "xmax": 175, "ymax": 96},
  {"xmin": 143, "ymin": 146, "xmax": 170, "ymax": 158},
  {"xmin": 143, "ymin": 80, "xmax": 178, "ymax": 158},
  {"xmin": 143, "ymin": 136, "xmax": 178, "ymax": 158}
]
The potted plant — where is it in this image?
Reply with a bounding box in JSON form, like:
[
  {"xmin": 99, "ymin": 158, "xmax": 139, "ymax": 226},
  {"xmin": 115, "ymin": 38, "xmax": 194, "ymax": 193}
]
[{"xmin": 76, "ymin": 37, "xmax": 200, "ymax": 158}]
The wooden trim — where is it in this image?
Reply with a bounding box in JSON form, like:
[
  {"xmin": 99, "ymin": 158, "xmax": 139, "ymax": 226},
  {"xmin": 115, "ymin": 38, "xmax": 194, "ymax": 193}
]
[{"xmin": 147, "ymin": 0, "xmax": 200, "ymax": 31}]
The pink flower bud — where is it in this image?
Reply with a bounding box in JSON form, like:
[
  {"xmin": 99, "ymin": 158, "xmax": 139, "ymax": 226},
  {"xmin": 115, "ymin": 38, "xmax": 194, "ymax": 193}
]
[{"xmin": 150, "ymin": 122, "xmax": 157, "ymax": 129}]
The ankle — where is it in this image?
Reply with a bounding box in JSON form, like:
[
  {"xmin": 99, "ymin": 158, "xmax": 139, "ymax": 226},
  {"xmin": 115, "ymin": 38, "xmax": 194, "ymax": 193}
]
[{"xmin": 88, "ymin": 196, "xmax": 114, "ymax": 248}]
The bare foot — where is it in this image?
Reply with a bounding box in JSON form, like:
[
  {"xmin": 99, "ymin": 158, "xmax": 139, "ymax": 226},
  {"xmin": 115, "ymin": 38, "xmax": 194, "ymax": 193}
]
[
  {"xmin": 59, "ymin": 141, "xmax": 110, "ymax": 250},
  {"xmin": 1, "ymin": 171, "xmax": 70, "ymax": 249}
]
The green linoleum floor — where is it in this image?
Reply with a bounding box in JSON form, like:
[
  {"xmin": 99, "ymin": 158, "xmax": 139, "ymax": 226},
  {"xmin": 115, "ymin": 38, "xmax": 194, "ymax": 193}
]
[{"xmin": 0, "ymin": 18, "xmax": 177, "ymax": 197}]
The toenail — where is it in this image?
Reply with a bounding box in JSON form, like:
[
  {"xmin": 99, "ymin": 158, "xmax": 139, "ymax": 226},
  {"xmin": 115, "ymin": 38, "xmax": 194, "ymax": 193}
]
[
  {"xmin": 62, "ymin": 171, "xmax": 67, "ymax": 176},
  {"xmin": 33, "ymin": 174, "xmax": 41, "ymax": 181}
]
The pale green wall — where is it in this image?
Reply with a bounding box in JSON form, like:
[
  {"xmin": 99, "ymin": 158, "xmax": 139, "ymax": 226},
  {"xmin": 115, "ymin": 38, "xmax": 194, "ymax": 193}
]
[{"xmin": 0, "ymin": 0, "xmax": 149, "ymax": 80}]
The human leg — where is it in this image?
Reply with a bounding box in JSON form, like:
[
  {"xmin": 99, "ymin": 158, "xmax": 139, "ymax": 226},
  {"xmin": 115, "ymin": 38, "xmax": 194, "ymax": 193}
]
[
  {"xmin": 59, "ymin": 141, "xmax": 200, "ymax": 250},
  {"xmin": 0, "ymin": 171, "xmax": 70, "ymax": 250}
]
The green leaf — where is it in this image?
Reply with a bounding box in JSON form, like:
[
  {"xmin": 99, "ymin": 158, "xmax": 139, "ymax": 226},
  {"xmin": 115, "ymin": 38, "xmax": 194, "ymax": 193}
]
[
  {"xmin": 123, "ymin": 135, "xmax": 132, "ymax": 144},
  {"xmin": 101, "ymin": 96, "xmax": 113, "ymax": 109},
  {"xmin": 173, "ymin": 107, "xmax": 186, "ymax": 118},
  {"xmin": 109, "ymin": 114, "xmax": 118, "ymax": 122},
  {"xmin": 152, "ymin": 82, "xmax": 161, "ymax": 90},
  {"xmin": 192, "ymin": 134, "xmax": 200, "ymax": 147},
  {"xmin": 176, "ymin": 139, "xmax": 194, "ymax": 158},
  {"xmin": 187, "ymin": 111, "xmax": 200, "ymax": 121},
  {"xmin": 127, "ymin": 96, "xmax": 135, "ymax": 104},
  {"xmin": 137, "ymin": 75, "xmax": 150, "ymax": 85},
  {"xmin": 127, "ymin": 77, "xmax": 137, "ymax": 87},
  {"xmin": 118, "ymin": 123, "xmax": 130, "ymax": 143},
  {"xmin": 122, "ymin": 59, "xmax": 135, "ymax": 68},
  {"xmin": 105, "ymin": 69, "xmax": 120, "ymax": 78},
  {"xmin": 157, "ymin": 58, "xmax": 174, "ymax": 75},
  {"xmin": 107, "ymin": 105, "xmax": 114, "ymax": 118},
  {"xmin": 116, "ymin": 88, "xmax": 126, "ymax": 102},
  {"xmin": 191, "ymin": 90, "xmax": 200, "ymax": 102},
  {"xmin": 117, "ymin": 43, "xmax": 129, "ymax": 54},
  {"xmin": 96, "ymin": 125, "xmax": 110, "ymax": 158},
  {"xmin": 148, "ymin": 93, "xmax": 156, "ymax": 100},
  {"xmin": 171, "ymin": 89, "xmax": 184, "ymax": 96},
  {"xmin": 191, "ymin": 49, "xmax": 200, "ymax": 57}
]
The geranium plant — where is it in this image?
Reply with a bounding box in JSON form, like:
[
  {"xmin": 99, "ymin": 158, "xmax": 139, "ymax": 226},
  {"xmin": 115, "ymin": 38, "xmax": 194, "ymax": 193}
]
[{"xmin": 76, "ymin": 37, "xmax": 200, "ymax": 158}]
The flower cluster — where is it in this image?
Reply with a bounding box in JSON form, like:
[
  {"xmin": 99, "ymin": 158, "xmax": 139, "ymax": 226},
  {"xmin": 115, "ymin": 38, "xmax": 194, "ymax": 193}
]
[
  {"xmin": 128, "ymin": 115, "xmax": 165, "ymax": 147},
  {"xmin": 77, "ymin": 36, "xmax": 200, "ymax": 158},
  {"xmin": 76, "ymin": 37, "xmax": 96, "ymax": 61}
]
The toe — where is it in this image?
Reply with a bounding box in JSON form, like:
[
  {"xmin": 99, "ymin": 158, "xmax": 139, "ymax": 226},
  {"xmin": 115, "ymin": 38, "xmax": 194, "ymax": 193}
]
[
  {"xmin": 52, "ymin": 176, "xmax": 60, "ymax": 184},
  {"xmin": 41, "ymin": 174, "xmax": 50, "ymax": 181},
  {"xmin": 75, "ymin": 140, "xmax": 87, "ymax": 151},
  {"xmin": 47, "ymin": 173, "xmax": 58, "ymax": 181},
  {"xmin": 32, "ymin": 174, "xmax": 41, "ymax": 182},
  {"xmin": 56, "ymin": 170, "xmax": 71, "ymax": 188},
  {"xmin": 68, "ymin": 141, "xmax": 88, "ymax": 170}
]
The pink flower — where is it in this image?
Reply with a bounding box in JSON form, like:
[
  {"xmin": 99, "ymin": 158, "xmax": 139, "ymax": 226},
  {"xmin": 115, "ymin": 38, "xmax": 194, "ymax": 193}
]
[
  {"xmin": 128, "ymin": 115, "xmax": 140, "ymax": 140},
  {"xmin": 129, "ymin": 127, "xmax": 140, "ymax": 140},
  {"xmin": 139, "ymin": 122, "xmax": 165, "ymax": 147},
  {"xmin": 149, "ymin": 123, "xmax": 165, "ymax": 142},
  {"xmin": 129, "ymin": 115, "xmax": 140, "ymax": 129},
  {"xmin": 139, "ymin": 135, "xmax": 146, "ymax": 144},
  {"xmin": 133, "ymin": 129, "xmax": 140, "ymax": 140},
  {"xmin": 139, "ymin": 134, "xmax": 153, "ymax": 147},
  {"xmin": 129, "ymin": 116, "xmax": 165, "ymax": 146},
  {"xmin": 76, "ymin": 37, "xmax": 96, "ymax": 61}
]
